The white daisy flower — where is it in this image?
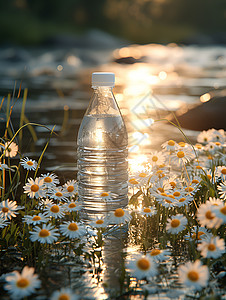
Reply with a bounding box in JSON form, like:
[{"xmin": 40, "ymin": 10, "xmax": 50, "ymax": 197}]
[
  {"xmin": 100, "ymin": 191, "xmax": 112, "ymax": 201},
  {"xmin": 107, "ymin": 208, "xmax": 132, "ymax": 225},
  {"xmin": 0, "ymin": 216, "xmax": 10, "ymax": 228},
  {"xmin": 216, "ymin": 166, "xmax": 226, "ymax": 181},
  {"xmin": 63, "ymin": 201, "xmax": 82, "ymax": 212},
  {"xmin": 166, "ymin": 214, "xmax": 187, "ymax": 234},
  {"xmin": 126, "ymin": 253, "xmax": 158, "ymax": 280},
  {"xmin": 128, "ymin": 177, "xmax": 139, "ymax": 188},
  {"xmin": 0, "ymin": 199, "xmax": 22, "ymax": 220},
  {"xmin": 194, "ymin": 143, "xmax": 204, "ymax": 152},
  {"xmin": 197, "ymin": 202, "xmax": 222, "ymax": 229},
  {"xmin": 161, "ymin": 139, "xmax": 178, "ymax": 152},
  {"xmin": 4, "ymin": 266, "xmax": 41, "ymax": 299},
  {"xmin": 90, "ymin": 217, "xmax": 108, "ymax": 228},
  {"xmin": 38, "ymin": 198, "xmax": 54, "ymax": 209},
  {"xmin": 23, "ymin": 213, "xmax": 48, "ymax": 225},
  {"xmin": 149, "ymin": 249, "xmax": 171, "ymax": 262},
  {"xmin": 153, "ymin": 192, "xmax": 177, "ymax": 208},
  {"xmin": 140, "ymin": 206, "xmax": 157, "ymax": 217},
  {"xmin": 41, "ymin": 173, "xmax": 59, "ymax": 188},
  {"xmin": 204, "ymin": 142, "xmax": 219, "ymax": 154},
  {"xmin": 59, "ymin": 221, "xmax": 86, "ymax": 239},
  {"xmin": 212, "ymin": 202, "xmax": 226, "ymax": 224},
  {"xmin": 4, "ymin": 141, "xmax": 18, "ymax": 158},
  {"xmin": 20, "ymin": 157, "xmax": 38, "ymax": 171},
  {"xmin": 170, "ymin": 148, "xmax": 194, "ymax": 167},
  {"xmin": 30, "ymin": 223, "xmax": 59, "ymax": 244},
  {"xmin": 209, "ymin": 129, "xmax": 225, "ymax": 143},
  {"xmin": 50, "ymin": 288, "xmax": 79, "ymax": 300},
  {"xmin": 176, "ymin": 195, "xmax": 193, "ymax": 208},
  {"xmin": 44, "ymin": 203, "xmax": 65, "ymax": 219},
  {"xmin": 48, "ymin": 187, "xmax": 68, "ymax": 202},
  {"xmin": 134, "ymin": 171, "xmax": 151, "ymax": 186},
  {"xmin": 218, "ymin": 181, "xmax": 226, "ymax": 200},
  {"xmin": 178, "ymin": 260, "xmax": 209, "ymax": 291},
  {"xmin": 149, "ymin": 151, "xmax": 166, "ymax": 166},
  {"xmin": 197, "ymin": 235, "xmax": 225, "ymax": 259},
  {"xmin": 23, "ymin": 177, "xmax": 45, "ymax": 199},
  {"xmin": 197, "ymin": 130, "xmax": 213, "ymax": 144},
  {"xmin": 185, "ymin": 226, "xmax": 210, "ymax": 241},
  {"xmin": 63, "ymin": 180, "xmax": 78, "ymax": 197}
]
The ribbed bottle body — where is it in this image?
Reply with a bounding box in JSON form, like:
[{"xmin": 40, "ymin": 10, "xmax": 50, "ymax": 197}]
[{"xmin": 77, "ymin": 114, "xmax": 128, "ymax": 213}]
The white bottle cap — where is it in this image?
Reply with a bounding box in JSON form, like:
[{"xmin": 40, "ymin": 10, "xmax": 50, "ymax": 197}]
[{"xmin": 92, "ymin": 72, "xmax": 115, "ymax": 87}]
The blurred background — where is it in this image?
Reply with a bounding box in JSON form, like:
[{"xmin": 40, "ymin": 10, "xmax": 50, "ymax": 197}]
[
  {"xmin": 1, "ymin": 0, "xmax": 226, "ymax": 45},
  {"xmin": 1, "ymin": 0, "xmax": 226, "ymax": 180}
]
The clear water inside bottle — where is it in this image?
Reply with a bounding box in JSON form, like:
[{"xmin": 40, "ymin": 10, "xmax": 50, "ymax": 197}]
[{"xmin": 77, "ymin": 114, "xmax": 128, "ymax": 215}]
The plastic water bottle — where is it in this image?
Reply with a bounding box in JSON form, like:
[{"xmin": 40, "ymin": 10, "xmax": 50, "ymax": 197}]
[{"xmin": 77, "ymin": 72, "xmax": 128, "ymax": 216}]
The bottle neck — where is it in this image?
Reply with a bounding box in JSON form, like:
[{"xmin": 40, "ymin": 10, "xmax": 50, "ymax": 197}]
[{"xmin": 92, "ymin": 86, "xmax": 113, "ymax": 94}]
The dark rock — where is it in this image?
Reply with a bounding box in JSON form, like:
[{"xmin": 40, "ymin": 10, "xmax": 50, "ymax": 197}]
[
  {"xmin": 170, "ymin": 92, "xmax": 226, "ymax": 131},
  {"xmin": 114, "ymin": 56, "xmax": 146, "ymax": 64}
]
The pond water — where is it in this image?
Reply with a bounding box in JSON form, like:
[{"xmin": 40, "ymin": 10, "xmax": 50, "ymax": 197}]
[
  {"xmin": 0, "ymin": 43, "xmax": 226, "ymax": 299},
  {"xmin": 1, "ymin": 43, "xmax": 226, "ymax": 180}
]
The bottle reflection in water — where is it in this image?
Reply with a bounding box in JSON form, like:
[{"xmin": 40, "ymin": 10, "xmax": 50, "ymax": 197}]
[{"xmin": 77, "ymin": 73, "xmax": 128, "ymax": 217}]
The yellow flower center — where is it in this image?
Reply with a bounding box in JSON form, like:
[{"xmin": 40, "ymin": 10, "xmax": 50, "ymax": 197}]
[
  {"xmin": 221, "ymin": 168, "xmax": 226, "ymax": 175},
  {"xmin": 157, "ymin": 187, "xmax": 164, "ymax": 193},
  {"xmin": 44, "ymin": 177, "xmax": 52, "ymax": 183},
  {"xmin": 67, "ymin": 186, "xmax": 74, "ymax": 193},
  {"xmin": 220, "ymin": 206, "xmax": 226, "ymax": 215},
  {"xmin": 129, "ymin": 178, "xmax": 139, "ymax": 184},
  {"xmin": 192, "ymin": 231, "xmax": 205, "ymax": 240},
  {"xmin": 173, "ymin": 191, "xmax": 180, "ymax": 197},
  {"xmin": 2, "ymin": 207, "xmax": 9, "ymax": 213},
  {"xmin": 168, "ymin": 140, "xmax": 175, "ymax": 146},
  {"xmin": 101, "ymin": 192, "xmax": 109, "ymax": 197},
  {"xmin": 68, "ymin": 203, "xmax": 76, "ymax": 208},
  {"xmin": 207, "ymin": 174, "xmax": 212, "ymax": 179},
  {"xmin": 55, "ymin": 192, "xmax": 63, "ymax": 197},
  {"xmin": 139, "ymin": 172, "xmax": 147, "ymax": 178},
  {"xmin": 179, "ymin": 197, "xmax": 186, "ymax": 202},
  {"xmin": 114, "ymin": 208, "xmax": 125, "ymax": 217},
  {"xmin": 168, "ymin": 195, "xmax": 175, "ymax": 199},
  {"xmin": 171, "ymin": 219, "xmax": 180, "ymax": 228},
  {"xmin": 196, "ymin": 165, "xmax": 202, "ymax": 170},
  {"xmin": 31, "ymin": 184, "xmax": 39, "ymax": 192},
  {"xmin": 150, "ymin": 249, "xmax": 161, "ymax": 256},
  {"xmin": 39, "ymin": 229, "xmax": 50, "ymax": 237},
  {"xmin": 165, "ymin": 199, "xmax": 172, "ymax": 204},
  {"xmin": 185, "ymin": 187, "xmax": 194, "ymax": 192},
  {"xmin": 137, "ymin": 258, "xmax": 150, "ymax": 270},
  {"xmin": 50, "ymin": 205, "xmax": 60, "ymax": 213},
  {"xmin": 152, "ymin": 156, "xmax": 158, "ymax": 162},
  {"xmin": 68, "ymin": 223, "xmax": 78, "ymax": 231},
  {"xmin": 32, "ymin": 216, "xmax": 41, "ymax": 221},
  {"xmin": 205, "ymin": 210, "xmax": 214, "ymax": 220},
  {"xmin": 16, "ymin": 278, "xmax": 30, "ymax": 288},
  {"xmin": 178, "ymin": 142, "xmax": 185, "ymax": 147},
  {"xmin": 96, "ymin": 219, "xmax": 104, "ymax": 225},
  {"xmin": 58, "ymin": 294, "xmax": 70, "ymax": 300},
  {"xmin": 170, "ymin": 181, "xmax": 176, "ymax": 188},
  {"xmin": 192, "ymin": 179, "xmax": 199, "ymax": 184},
  {"xmin": 177, "ymin": 151, "xmax": 185, "ymax": 158},
  {"xmin": 161, "ymin": 192, "xmax": 168, "ymax": 197},
  {"xmin": 143, "ymin": 208, "xmax": 151, "ymax": 213},
  {"xmin": 215, "ymin": 142, "xmax": 221, "ymax": 146},
  {"xmin": 195, "ymin": 143, "xmax": 202, "ymax": 149},
  {"xmin": 208, "ymin": 155, "xmax": 213, "ymax": 160},
  {"xmin": 208, "ymin": 243, "xmax": 216, "ymax": 251},
  {"xmin": 27, "ymin": 161, "xmax": 34, "ymax": 166},
  {"xmin": 187, "ymin": 271, "xmax": 199, "ymax": 282}
]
